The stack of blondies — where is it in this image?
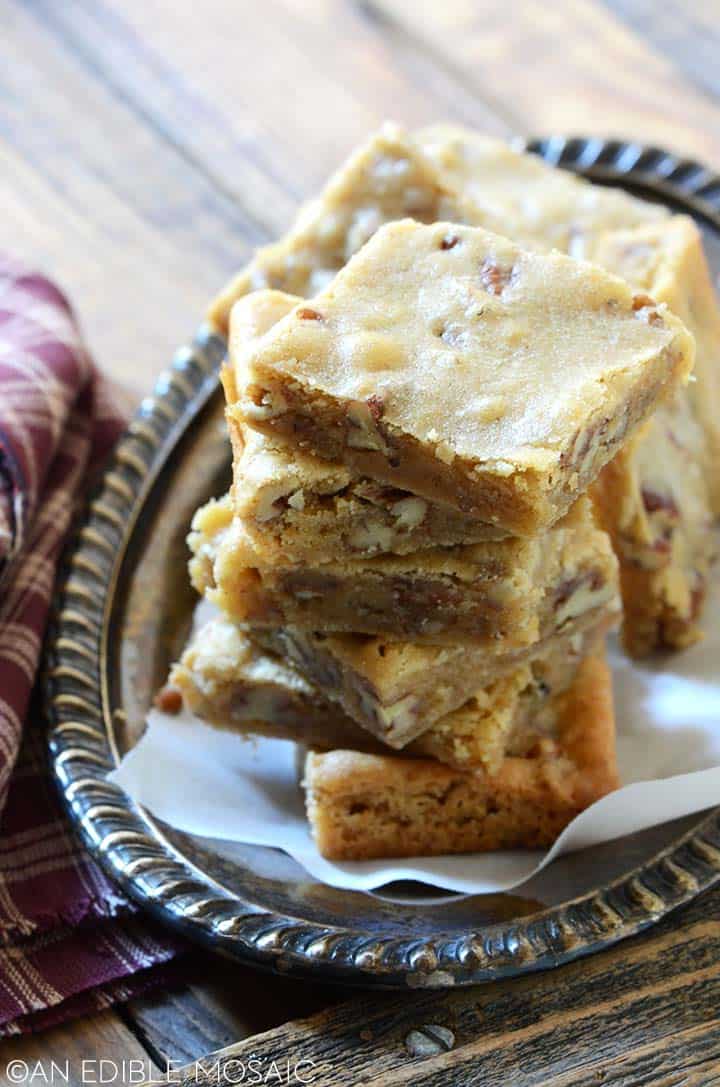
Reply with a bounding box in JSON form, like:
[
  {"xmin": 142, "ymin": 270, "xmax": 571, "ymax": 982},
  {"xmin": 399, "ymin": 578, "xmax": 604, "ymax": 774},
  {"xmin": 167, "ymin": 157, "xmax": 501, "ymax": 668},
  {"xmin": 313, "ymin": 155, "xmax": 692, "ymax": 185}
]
[{"xmin": 166, "ymin": 125, "xmax": 719, "ymax": 861}]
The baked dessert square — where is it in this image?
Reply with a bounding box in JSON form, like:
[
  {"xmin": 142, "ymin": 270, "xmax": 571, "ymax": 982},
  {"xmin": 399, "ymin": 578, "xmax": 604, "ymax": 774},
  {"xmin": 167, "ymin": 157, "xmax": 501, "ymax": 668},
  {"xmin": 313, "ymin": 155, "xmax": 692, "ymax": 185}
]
[
  {"xmin": 227, "ymin": 219, "xmax": 693, "ymax": 536},
  {"xmin": 250, "ymin": 602, "xmax": 618, "ymax": 747},
  {"xmin": 589, "ymin": 216, "xmax": 719, "ymax": 654},
  {"xmin": 418, "ymin": 124, "xmax": 669, "ymax": 258},
  {"xmin": 303, "ymin": 651, "xmax": 618, "ymax": 860},
  {"xmin": 207, "ymin": 123, "xmax": 481, "ymax": 335},
  {"xmin": 170, "ymin": 616, "xmax": 599, "ymax": 774},
  {"xmin": 225, "ymin": 290, "xmax": 505, "ymax": 561},
  {"xmin": 590, "ymin": 215, "xmax": 720, "ymax": 513},
  {"xmin": 191, "ymin": 494, "xmax": 619, "ymax": 646}
]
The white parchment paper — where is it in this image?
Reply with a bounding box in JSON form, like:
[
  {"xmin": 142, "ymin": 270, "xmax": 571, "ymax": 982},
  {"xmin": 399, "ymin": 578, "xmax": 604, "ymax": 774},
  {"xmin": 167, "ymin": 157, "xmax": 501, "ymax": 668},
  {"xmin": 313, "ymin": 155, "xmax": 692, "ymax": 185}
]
[{"xmin": 110, "ymin": 575, "xmax": 720, "ymax": 894}]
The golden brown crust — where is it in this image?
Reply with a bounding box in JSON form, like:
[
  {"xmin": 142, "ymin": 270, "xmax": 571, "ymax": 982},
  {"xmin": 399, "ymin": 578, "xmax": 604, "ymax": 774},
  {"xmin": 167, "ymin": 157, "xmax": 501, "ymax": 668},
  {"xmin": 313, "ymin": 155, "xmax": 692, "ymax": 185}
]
[{"xmin": 304, "ymin": 652, "xmax": 618, "ymax": 860}]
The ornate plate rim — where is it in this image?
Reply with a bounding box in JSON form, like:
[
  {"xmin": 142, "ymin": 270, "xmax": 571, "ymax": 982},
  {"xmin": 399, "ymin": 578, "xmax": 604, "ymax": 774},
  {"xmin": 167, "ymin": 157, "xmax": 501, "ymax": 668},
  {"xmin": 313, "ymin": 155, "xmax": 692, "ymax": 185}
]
[{"xmin": 45, "ymin": 136, "xmax": 720, "ymax": 989}]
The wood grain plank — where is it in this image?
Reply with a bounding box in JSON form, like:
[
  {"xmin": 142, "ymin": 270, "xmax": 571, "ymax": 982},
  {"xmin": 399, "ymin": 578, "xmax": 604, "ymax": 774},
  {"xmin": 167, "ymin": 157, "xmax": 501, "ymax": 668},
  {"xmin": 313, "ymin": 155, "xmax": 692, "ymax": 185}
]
[
  {"xmin": 148, "ymin": 889, "xmax": 720, "ymax": 1086},
  {"xmin": 4, "ymin": 1010, "xmax": 160, "ymax": 1087},
  {"xmin": 0, "ymin": 0, "xmax": 258, "ymax": 394},
  {"xmin": 122, "ymin": 954, "xmax": 344, "ymax": 1068},
  {"xmin": 540, "ymin": 1020, "xmax": 720, "ymax": 1087},
  {"xmin": 602, "ymin": 0, "xmax": 720, "ymax": 103},
  {"xmin": 27, "ymin": 0, "xmax": 513, "ymax": 200},
  {"xmin": 18, "ymin": 0, "xmax": 300, "ymax": 233},
  {"xmin": 374, "ymin": 0, "xmax": 720, "ymax": 166}
]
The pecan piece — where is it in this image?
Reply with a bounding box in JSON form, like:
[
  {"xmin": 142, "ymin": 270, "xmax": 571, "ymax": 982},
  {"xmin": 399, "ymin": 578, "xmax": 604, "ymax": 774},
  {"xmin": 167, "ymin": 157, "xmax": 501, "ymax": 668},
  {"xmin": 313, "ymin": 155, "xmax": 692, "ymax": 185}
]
[
  {"xmin": 366, "ymin": 394, "xmax": 385, "ymax": 422},
  {"xmin": 632, "ymin": 293, "xmax": 663, "ymax": 326},
  {"xmin": 690, "ymin": 576, "xmax": 707, "ymax": 620},
  {"xmin": 554, "ymin": 570, "xmax": 604, "ymax": 608},
  {"xmin": 154, "ymin": 684, "xmax": 183, "ymax": 714},
  {"xmin": 641, "ymin": 488, "xmax": 679, "ymax": 517},
  {"xmin": 479, "ymin": 259, "xmax": 514, "ymax": 296}
]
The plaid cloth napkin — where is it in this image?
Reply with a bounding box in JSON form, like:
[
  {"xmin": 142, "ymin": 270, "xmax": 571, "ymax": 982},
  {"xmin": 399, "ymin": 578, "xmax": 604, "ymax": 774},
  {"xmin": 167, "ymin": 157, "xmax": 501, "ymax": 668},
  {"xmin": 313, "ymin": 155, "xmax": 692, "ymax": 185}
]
[{"xmin": 0, "ymin": 256, "xmax": 181, "ymax": 1035}]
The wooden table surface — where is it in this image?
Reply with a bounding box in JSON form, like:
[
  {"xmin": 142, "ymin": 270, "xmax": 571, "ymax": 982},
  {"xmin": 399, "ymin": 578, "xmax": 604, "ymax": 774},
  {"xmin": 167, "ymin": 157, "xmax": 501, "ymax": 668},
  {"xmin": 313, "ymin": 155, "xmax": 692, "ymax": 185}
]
[{"xmin": 4, "ymin": 0, "xmax": 720, "ymax": 1081}]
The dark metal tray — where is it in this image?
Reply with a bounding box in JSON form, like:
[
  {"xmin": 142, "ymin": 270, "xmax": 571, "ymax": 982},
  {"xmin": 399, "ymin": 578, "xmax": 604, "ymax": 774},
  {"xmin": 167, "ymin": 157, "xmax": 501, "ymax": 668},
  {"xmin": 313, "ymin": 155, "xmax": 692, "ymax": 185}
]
[{"xmin": 45, "ymin": 137, "xmax": 720, "ymax": 988}]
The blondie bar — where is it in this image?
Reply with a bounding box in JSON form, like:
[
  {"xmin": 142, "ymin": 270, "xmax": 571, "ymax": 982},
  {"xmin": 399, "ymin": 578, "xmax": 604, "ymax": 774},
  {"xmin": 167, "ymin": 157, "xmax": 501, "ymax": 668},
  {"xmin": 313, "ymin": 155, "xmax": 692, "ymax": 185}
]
[
  {"xmin": 227, "ymin": 220, "xmax": 693, "ymax": 535},
  {"xmin": 209, "ymin": 124, "xmax": 667, "ymax": 339},
  {"xmin": 589, "ymin": 217, "xmax": 719, "ymax": 654},
  {"xmin": 251, "ymin": 601, "xmax": 617, "ymax": 747},
  {"xmin": 592, "ymin": 407, "xmax": 715, "ymax": 654},
  {"xmin": 191, "ymin": 494, "xmax": 618, "ymax": 646},
  {"xmin": 591, "ymin": 216, "xmax": 720, "ymax": 512},
  {"xmin": 172, "ymin": 617, "xmax": 596, "ymax": 774},
  {"xmin": 304, "ymin": 651, "xmax": 618, "ymax": 860},
  {"xmin": 234, "ymin": 428, "xmax": 506, "ymax": 560},
  {"xmin": 415, "ymin": 131, "xmax": 718, "ymax": 515},
  {"xmin": 207, "ymin": 124, "xmax": 483, "ymax": 335},
  {"xmin": 418, "ymin": 125, "xmax": 668, "ymax": 257}
]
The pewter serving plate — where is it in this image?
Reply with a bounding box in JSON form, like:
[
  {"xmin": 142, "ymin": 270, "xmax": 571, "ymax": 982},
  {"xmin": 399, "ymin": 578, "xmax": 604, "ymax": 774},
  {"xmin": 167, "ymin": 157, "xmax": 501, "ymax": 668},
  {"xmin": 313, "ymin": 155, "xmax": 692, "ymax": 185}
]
[{"xmin": 45, "ymin": 138, "xmax": 720, "ymax": 988}]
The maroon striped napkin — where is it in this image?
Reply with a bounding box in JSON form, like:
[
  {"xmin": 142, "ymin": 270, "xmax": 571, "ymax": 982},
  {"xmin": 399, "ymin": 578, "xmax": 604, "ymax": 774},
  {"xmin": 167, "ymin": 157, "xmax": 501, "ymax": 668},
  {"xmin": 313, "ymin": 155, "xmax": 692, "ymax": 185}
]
[{"xmin": 0, "ymin": 256, "xmax": 180, "ymax": 1035}]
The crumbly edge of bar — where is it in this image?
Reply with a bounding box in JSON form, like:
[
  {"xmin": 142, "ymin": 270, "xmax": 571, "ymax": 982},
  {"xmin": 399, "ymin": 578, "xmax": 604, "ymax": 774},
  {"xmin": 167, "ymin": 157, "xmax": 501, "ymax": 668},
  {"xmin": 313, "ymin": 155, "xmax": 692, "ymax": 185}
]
[
  {"xmin": 209, "ymin": 497, "xmax": 616, "ymax": 647},
  {"xmin": 304, "ymin": 652, "xmax": 617, "ymax": 859},
  {"xmin": 171, "ymin": 657, "xmax": 378, "ymax": 752},
  {"xmin": 249, "ymin": 623, "xmax": 508, "ymax": 744},
  {"xmin": 612, "ymin": 558, "xmax": 706, "ymax": 657},
  {"xmin": 172, "ymin": 641, "xmax": 549, "ymax": 775},
  {"xmin": 237, "ymin": 492, "xmax": 505, "ymax": 561},
  {"xmin": 232, "ymin": 338, "xmax": 686, "ymax": 536},
  {"xmin": 170, "ymin": 609, "xmax": 600, "ymax": 773},
  {"xmin": 410, "ymin": 665, "xmax": 536, "ymax": 774},
  {"xmin": 230, "ymin": 449, "xmax": 507, "ymax": 562},
  {"xmin": 589, "ymin": 214, "xmax": 720, "ymax": 516},
  {"xmin": 216, "ymin": 558, "xmax": 542, "ymax": 645},
  {"xmin": 250, "ymin": 604, "xmax": 618, "ymax": 747},
  {"xmin": 218, "ymin": 561, "xmax": 615, "ymax": 647}
]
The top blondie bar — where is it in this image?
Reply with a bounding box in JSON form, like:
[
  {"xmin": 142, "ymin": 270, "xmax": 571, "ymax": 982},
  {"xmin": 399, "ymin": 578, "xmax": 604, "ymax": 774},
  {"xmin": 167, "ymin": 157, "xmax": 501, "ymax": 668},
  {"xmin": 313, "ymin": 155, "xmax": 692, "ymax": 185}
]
[{"xmin": 226, "ymin": 219, "xmax": 694, "ymax": 536}]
